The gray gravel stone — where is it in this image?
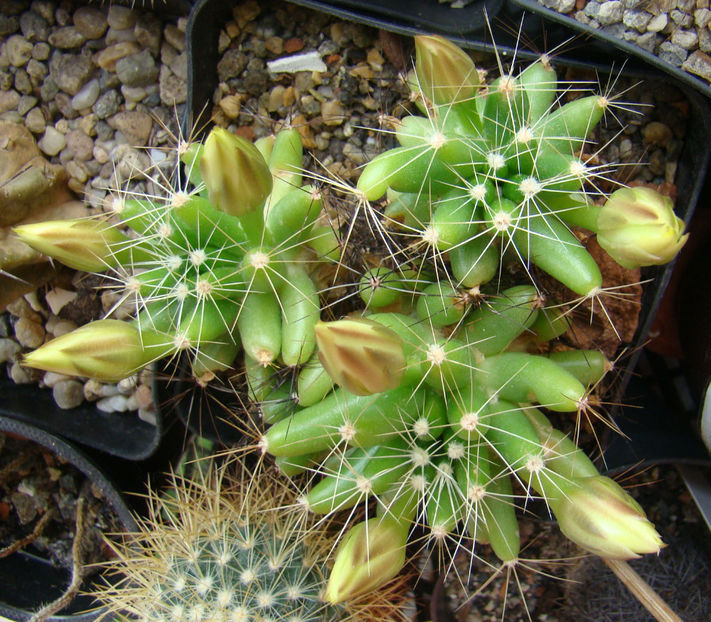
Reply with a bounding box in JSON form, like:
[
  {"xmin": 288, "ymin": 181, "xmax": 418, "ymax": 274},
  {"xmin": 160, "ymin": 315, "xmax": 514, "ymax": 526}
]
[
  {"xmin": 71, "ymin": 77, "xmax": 100, "ymax": 110},
  {"xmin": 134, "ymin": 13, "xmax": 161, "ymax": 54},
  {"xmin": 699, "ymin": 26, "xmax": 711, "ymax": 53},
  {"xmin": 16, "ymin": 94, "xmax": 36, "ymax": 115},
  {"xmin": 598, "ymin": 1, "xmax": 624, "ymax": 25},
  {"xmin": 49, "ymin": 51, "xmax": 94, "ymax": 95},
  {"xmin": 48, "ymin": 25, "xmax": 85, "ymax": 49},
  {"xmin": 107, "ymin": 5, "xmax": 137, "ymax": 30},
  {"xmin": 217, "ymin": 48, "xmax": 248, "ymax": 81},
  {"xmin": 659, "ymin": 40, "xmax": 689, "ymax": 65},
  {"xmin": 584, "ymin": 1, "xmax": 601, "ymax": 18},
  {"xmin": 31, "ymin": 41, "xmax": 49, "ymax": 60},
  {"xmin": 24, "ymin": 105, "xmax": 45, "ymax": 132},
  {"xmin": 9, "ymin": 361, "xmax": 33, "ymax": 384},
  {"xmin": 53, "ymin": 379, "xmax": 85, "ymax": 409},
  {"xmin": 14, "ymin": 68, "xmax": 32, "ymax": 94},
  {"xmin": 682, "ymin": 49, "xmax": 711, "ymax": 80},
  {"xmin": 14, "ymin": 317, "xmax": 45, "ymax": 348},
  {"xmin": 0, "ymin": 89, "xmax": 20, "ymax": 113},
  {"xmin": 37, "ymin": 125, "xmax": 66, "ymax": 155},
  {"xmin": 0, "ymin": 14, "xmax": 19, "ymax": 36},
  {"xmin": 73, "ymin": 5, "xmax": 108, "ymax": 39},
  {"xmin": 163, "ymin": 23, "xmax": 185, "ymax": 51},
  {"xmin": 115, "ymin": 50, "xmax": 158, "ymax": 87},
  {"xmin": 93, "ymin": 88, "xmax": 121, "ymax": 119},
  {"xmin": 670, "ymin": 9, "xmax": 694, "ymax": 28},
  {"xmin": 671, "ymin": 29, "xmax": 699, "ymax": 50},
  {"xmin": 622, "ymin": 9, "xmax": 651, "ymax": 32},
  {"xmin": 5, "ymin": 34, "xmax": 33, "ymax": 66},
  {"xmin": 26, "ymin": 57, "xmax": 47, "ymax": 82},
  {"xmin": 0, "ymin": 338, "xmax": 21, "ymax": 364},
  {"xmin": 647, "ymin": 13, "xmax": 668, "ymax": 32},
  {"xmin": 105, "ymin": 26, "xmax": 137, "ymax": 46},
  {"xmin": 158, "ymin": 64, "xmax": 186, "ymax": 105},
  {"xmin": 695, "ymin": 8, "xmax": 711, "ymax": 29},
  {"xmin": 65, "ymin": 129, "xmax": 93, "ymax": 160},
  {"xmin": 19, "ymin": 10, "xmax": 48, "ymax": 41}
]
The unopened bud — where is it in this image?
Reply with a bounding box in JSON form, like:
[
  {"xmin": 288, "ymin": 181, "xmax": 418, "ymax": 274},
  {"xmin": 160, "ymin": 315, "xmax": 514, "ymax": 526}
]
[
  {"xmin": 200, "ymin": 127, "xmax": 272, "ymax": 217},
  {"xmin": 597, "ymin": 187, "xmax": 688, "ymax": 269},
  {"xmin": 552, "ymin": 475, "xmax": 663, "ymax": 560},
  {"xmin": 23, "ymin": 320, "xmax": 174, "ymax": 382},
  {"xmin": 13, "ymin": 218, "xmax": 129, "ymax": 272},
  {"xmin": 414, "ymin": 35, "xmax": 480, "ymax": 106},
  {"xmin": 324, "ymin": 515, "xmax": 408, "ymax": 604},
  {"xmin": 314, "ymin": 318, "xmax": 405, "ymax": 396}
]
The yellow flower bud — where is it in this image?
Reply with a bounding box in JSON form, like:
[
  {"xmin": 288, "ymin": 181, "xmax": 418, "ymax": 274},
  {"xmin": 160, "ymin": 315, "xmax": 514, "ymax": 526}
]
[
  {"xmin": 414, "ymin": 35, "xmax": 480, "ymax": 106},
  {"xmin": 324, "ymin": 515, "xmax": 408, "ymax": 604},
  {"xmin": 314, "ymin": 318, "xmax": 405, "ymax": 396},
  {"xmin": 200, "ymin": 127, "xmax": 272, "ymax": 217},
  {"xmin": 597, "ymin": 187, "xmax": 688, "ymax": 269},
  {"xmin": 23, "ymin": 320, "xmax": 174, "ymax": 382},
  {"xmin": 13, "ymin": 218, "xmax": 129, "ymax": 272},
  {"xmin": 552, "ymin": 475, "xmax": 664, "ymax": 560}
]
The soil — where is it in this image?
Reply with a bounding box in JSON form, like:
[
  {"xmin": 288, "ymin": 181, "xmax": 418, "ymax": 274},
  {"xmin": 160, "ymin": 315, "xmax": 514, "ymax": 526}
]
[{"xmin": 0, "ymin": 432, "xmax": 123, "ymax": 613}]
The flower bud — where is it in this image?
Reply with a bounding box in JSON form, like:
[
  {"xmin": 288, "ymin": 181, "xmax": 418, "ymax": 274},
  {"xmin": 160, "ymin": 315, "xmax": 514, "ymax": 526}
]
[
  {"xmin": 551, "ymin": 475, "xmax": 664, "ymax": 560},
  {"xmin": 324, "ymin": 516, "xmax": 408, "ymax": 604},
  {"xmin": 314, "ymin": 318, "xmax": 405, "ymax": 396},
  {"xmin": 200, "ymin": 127, "xmax": 272, "ymax": 217},
  {"xmin": 13, "ymin": 218, "xmax": 129, "ymax": 272},
  {"xmin": 23, "ymin": 320, "xmax": 174, "ymax": 382},
  {"xmin": 596, "ymin": 187, "xmax": 688, "ymax": 269},
  {"xmin": 414, "ymin": 35, "xmax": 480, "ymax": 106}
]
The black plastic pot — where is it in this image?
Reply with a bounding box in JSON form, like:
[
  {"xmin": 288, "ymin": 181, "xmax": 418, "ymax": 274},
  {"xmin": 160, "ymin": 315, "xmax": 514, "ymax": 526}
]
[
  {"xmin": 0, "ymin": 374, "xmax": 172, "ymax": 461},
  {"xmin": 0, "ymin": 417, "xmax": 140, "ymax": 621}
]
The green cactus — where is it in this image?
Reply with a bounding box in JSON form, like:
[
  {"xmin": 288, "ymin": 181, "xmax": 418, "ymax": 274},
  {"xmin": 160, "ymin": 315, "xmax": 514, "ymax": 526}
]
[
  {"xmin": 354, "ymin": 36, "xmax": 686, "ymax": 302},
  {"xmin": 15, "ymin": 126, "xmax": 335, "ymax": 381}
]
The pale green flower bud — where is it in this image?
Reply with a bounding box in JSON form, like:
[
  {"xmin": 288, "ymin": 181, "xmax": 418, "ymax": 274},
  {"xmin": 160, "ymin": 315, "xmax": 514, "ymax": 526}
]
[
  {"xmin": 314, "ymin": 318, "xmax": 405, "ymax": 396},
  {"xmin": 414, "ymin": 35, "xmax": 480, "ymax": 106},
  {"xmin": 551, "ymin": 475, "xmax": 664, "ymax": 560},
  {"xmin": 13, "ymin": 218, "xmax": 129, "ymax": 272},
  {"xmin": 324, "ymin": 515, "xmax": 408, "ymax": 604},
  {"xmin": 23, "ymin": 320, "xmax": 174, "ymax": 382},
  {"xmin": 597, "ymin": 187, "xmax": 688, "ymax": 269},
  {"xmin": 199, "ymin": 127, "xmax": 272, "ymax": 217}
]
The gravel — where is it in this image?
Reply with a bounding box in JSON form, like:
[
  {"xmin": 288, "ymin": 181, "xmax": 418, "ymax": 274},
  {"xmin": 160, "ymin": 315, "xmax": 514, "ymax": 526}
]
[{"xmin": 540, "ymin": 0, "xmax": 711, "ymax": 84}]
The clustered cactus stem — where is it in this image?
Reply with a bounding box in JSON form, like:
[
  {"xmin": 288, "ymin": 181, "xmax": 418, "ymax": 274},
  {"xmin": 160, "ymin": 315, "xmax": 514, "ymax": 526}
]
[
  {"xmin": 256, "ymin": 34, "xmax": 686, "ymax": 601},
  {"xmin": 16, "ymin": 126, "xmax": 335, "ymax": 382},
  {"xmin": 11, "ymin": 29, "xmax": 691, "ymax": 618}
]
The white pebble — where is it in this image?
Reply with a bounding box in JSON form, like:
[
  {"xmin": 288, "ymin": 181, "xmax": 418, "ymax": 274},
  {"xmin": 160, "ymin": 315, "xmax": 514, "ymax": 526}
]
[
  {"xmin": 43, "ymin": 371, "xmax": 73, "ymax": 388},
  {"xmin": 97, "ymin": 394, "xmax": 130, "ymax": 413},
  {"xmin": 38, "ymin": 126, "xmax": 66, "ymax": 156},
  {"xmin": 45, "ymin": 288, "xmax": 78, "ymax": 316},
  {"xmin": 117, "ymin": 375, "xmax": 137, "ymax": 394},
  {"xmin": 267, "ymin": 51, "xmax": 327, "ymax": 74},
  {"xmin": 71, "ymin": 78, "xmax": 100, "ymax": 110},
  {"xmin": 10, "ymin": 362, "xmax": 34, "ymax": 384},
  {"xmin": 137, "ymin": 407, "xmax": 157, "ymax": 425}
]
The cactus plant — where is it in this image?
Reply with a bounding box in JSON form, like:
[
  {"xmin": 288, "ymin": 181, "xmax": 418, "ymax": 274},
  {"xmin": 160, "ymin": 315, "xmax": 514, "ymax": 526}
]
[
  {"xmin": 92, "ymin": 455, "xmax": 412, "ymax": 621},
  {"xmin": 353, "ymin": 36, "xmax": 686, "ymax": 301},
  {"xmin": 15, "ymin": 126, "xmax": 335, "ymax": 382},
  {"xmin": 254, "ymin": 35, "xmax": 690, "ymax": 601}
]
